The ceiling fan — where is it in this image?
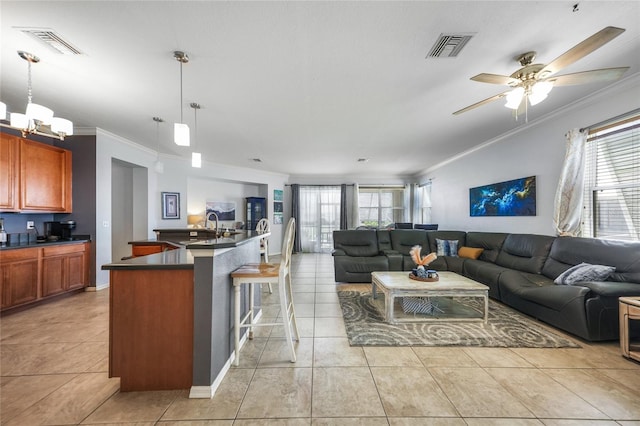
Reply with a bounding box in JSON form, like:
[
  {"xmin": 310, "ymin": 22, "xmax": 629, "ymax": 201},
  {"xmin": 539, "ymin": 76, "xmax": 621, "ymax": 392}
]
[{"xmin": 453, "ymin": 26, "xmax": 629, "ymax": 117}]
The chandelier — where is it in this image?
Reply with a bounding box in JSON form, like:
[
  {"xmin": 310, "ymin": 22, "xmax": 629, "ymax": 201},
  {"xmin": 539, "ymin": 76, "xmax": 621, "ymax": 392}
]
[{"xmin": 0, "ymin": 51, "xmax": 73, "ymax": 140}]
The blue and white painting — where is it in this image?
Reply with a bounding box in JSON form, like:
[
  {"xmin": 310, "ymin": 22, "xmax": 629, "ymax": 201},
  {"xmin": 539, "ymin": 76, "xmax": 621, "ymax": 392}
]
[
  {"xmin": 469, "ymin": 176, "xmax": 536, "ymax": 217},
  {"xmin": 206, "ymin": 201, "xmax": 236, "ymax": 221}
]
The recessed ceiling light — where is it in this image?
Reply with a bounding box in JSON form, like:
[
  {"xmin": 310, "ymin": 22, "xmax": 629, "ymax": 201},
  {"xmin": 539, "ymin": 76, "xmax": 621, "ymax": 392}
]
[{"xmin": 357, "ymin": 158, "xmax": 369, "ymax": 163}]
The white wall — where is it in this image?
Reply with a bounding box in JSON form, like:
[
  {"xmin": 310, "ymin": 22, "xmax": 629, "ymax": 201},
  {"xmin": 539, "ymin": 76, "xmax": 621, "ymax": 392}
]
[
  {"xmin": 187, "ymin": 177, "xmax": 261, "ymax": 229},
  {"xmin": 94, "ymin": 128, "xmax": 288, "ymax": 286},
  {"xmin": 418, "ymin": 76, "xmax": 640, "ymax": 236}
]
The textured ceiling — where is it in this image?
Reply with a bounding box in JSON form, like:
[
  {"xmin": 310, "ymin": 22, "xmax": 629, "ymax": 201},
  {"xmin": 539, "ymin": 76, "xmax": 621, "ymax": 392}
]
[{"xmin": 1, "ymin": 1, "xmax": 639, "ymax": 178}]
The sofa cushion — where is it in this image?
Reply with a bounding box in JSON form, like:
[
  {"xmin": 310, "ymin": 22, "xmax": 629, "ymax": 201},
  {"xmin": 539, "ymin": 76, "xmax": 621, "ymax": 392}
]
[
  {"xmin": 332, "ymin": 230, "xmax": 379, "ymax": 257},
  {"xmin": 436, "ymin": 238, "xmax": 459, "ymax": 257},
  {"xmin": 458, "ymin": 246, "xmax": 484, "ymax": 260},
  {"xmin": 466, "ymin": 232, "xmax": 508, "ymax": 263},
  {"xmin": 389, "ymin": 230, "xmax": 429, "ymax": 256},
  {"xmin": 462, "ymin": 259, "xmax": 511, "ymax": 299},
  {"xmin": 497, "ymin": 269, "xmax": 590, "ymax": 311},
  {"xmin": 543, "ymin": 236, "xmax": 640, "ymax": 283},
  {"xmin": 554, "ymin": 263, "xmax": 616, "ymax": 285},
  {"xmin": 495, "ymin": 234, "xmax": 555, "ymax": 274},
  {"xmin": 426, "ymin": 231, "xmax": 466, "ymax": 254}
]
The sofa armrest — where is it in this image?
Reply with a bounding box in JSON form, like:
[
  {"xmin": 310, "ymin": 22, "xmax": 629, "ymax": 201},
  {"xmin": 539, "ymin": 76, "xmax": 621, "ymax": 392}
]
[
  {"xmin": 332, "ymin": 249, "xmax": 346, "ymax": 256},
  {"xmin": 577, "ymin": 281, "xmax": 640, "ymax": 297}
]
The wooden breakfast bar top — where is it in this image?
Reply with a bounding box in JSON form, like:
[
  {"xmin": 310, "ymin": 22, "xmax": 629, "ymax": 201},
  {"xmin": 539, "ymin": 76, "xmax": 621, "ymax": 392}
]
[{"xmin": 102, "ymin": 232, "xmax": 265, "ymax": 397}]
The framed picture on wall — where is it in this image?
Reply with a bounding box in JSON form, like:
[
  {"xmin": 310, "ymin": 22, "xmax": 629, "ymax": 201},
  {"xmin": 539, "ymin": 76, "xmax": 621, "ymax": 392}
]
[{"xmin": 162, "ymin": 192, "xmax": 181, "ymax": 219}]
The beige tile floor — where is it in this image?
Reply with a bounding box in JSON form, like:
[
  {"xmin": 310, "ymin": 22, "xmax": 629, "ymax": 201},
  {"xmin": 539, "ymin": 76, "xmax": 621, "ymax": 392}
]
[{"xmin": 1, "ymin": 253, "xmax": 640, "ymax": 425}]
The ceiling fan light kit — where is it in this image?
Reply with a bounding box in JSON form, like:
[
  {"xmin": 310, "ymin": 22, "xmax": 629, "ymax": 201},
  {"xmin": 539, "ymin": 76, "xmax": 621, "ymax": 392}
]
[
  {"xmin": 0, "ymin": 50, "xmax": 74, "ymax": 140},
  {"xmin": 454, "ymin": 26, "xmax": 629, "ymax": 120}
]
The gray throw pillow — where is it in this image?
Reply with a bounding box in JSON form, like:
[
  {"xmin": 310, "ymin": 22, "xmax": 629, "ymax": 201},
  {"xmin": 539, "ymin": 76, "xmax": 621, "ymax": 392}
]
[
  {"xmin": 436, "ymin": 238, "xmax": 459, "ymax": 257},
  {"xmin": 554, "ymin": 262, "xmax": 616, "ymax": 285}
]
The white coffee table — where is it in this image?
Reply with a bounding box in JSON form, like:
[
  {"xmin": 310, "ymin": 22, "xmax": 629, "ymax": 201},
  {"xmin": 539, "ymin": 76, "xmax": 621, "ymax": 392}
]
[{"xmin": 371, "ymin": 271, "xmax": 489, "ymax": 324}]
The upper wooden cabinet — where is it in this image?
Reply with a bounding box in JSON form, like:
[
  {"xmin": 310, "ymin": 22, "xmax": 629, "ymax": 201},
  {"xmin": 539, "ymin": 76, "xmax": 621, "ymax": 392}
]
[
  {"xmin": 0, "ymin": 133, "xmax": 19, "ymax": 211},
  {"xmin": 0, "ymin": 133, "xmax": 72, "ymax": 213}
]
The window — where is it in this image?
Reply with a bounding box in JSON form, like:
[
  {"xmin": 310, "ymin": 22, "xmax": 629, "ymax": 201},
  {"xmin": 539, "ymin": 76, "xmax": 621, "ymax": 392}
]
[
  {"xmin": 358, "ymin": 186, "xmax": 407, "ymax": 228},
  {"xmin": 299, "ymin": 186, "xmax": 341, "ymax": 252},
  {"xmin": 582, "ymin": 114, "xmax": 640, "ymax": 241}
]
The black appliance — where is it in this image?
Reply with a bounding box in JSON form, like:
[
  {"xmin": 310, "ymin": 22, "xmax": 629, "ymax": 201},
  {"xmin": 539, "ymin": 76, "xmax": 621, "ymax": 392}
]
[{"xmin": 44, "ymin": 220, "xmax": 77, "ymax": 240}]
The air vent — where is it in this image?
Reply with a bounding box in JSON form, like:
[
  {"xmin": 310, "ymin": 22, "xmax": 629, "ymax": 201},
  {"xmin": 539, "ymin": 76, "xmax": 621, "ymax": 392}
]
[
  {"xmin": 17, "ymin": 27, "xmax": 83, "ymax": 55},
  {"xmin": 427, "ymin": 33, "xmax": 474, "ymax": 58}
]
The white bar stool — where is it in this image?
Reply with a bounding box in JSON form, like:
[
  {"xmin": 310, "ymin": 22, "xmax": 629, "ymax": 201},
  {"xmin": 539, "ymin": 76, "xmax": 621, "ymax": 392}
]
[
  {"xmin": 231, "ymin": 217, "xmax": 299, "ymax": 366},
  {"xmin": 256, "ymin": 218, "xmax": 272, "ymax": 293}
]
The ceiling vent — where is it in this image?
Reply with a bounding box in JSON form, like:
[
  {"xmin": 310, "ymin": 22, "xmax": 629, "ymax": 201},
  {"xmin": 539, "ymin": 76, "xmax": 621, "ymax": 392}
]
[
  {"xmin": 427, "ymin": 33, "xmax": 474, "ymax": 58},
  {"xmin": 17, "ymin": 27, "xmax": 83, "ymax": 55}
]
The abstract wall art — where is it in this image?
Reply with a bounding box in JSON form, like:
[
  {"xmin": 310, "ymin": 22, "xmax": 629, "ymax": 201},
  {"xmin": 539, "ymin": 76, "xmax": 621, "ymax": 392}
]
[{"xmin": 469, "ymin": 176, "xmax": 536, "ymax": 217}]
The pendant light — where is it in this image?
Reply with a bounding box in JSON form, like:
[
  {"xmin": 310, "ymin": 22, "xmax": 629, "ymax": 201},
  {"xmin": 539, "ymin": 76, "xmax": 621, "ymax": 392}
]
[
  {"xmin": 153, "ymin": 116, "xmax": 164, "ymax": 173},
  {"xmin": 190, "ymin": 102, "xmax": 202, "ymax": 168},
  {"xmin": 173, "ymin": 51, "xmax": 190, "ymax": 146}
]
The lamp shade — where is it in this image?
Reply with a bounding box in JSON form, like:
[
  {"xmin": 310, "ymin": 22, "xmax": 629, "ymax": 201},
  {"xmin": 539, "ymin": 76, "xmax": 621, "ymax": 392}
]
[
  {"xmin": 174, "ymin": 122, "xmax": 190, "ymax": 146},
  {"xmin": 504, "ymin": 87, "xmax": 524, "ymax": 109},
  {"xmin": 10, "ymin": 112, "xmax": 29, "ymax": 129},
  {"xmin": 188, "ymin": 214, "xmax": 203, "ymax": 226},
  {"xmin": 529, "ymin": 81, "xmax": 554, "ymax": 106},
  {"xmin": 192, "ymin": 152, "xmax": 202, "ymax": 168},
  {"xmin": 26, "ymin": 103, "xmax": 53, "ymax": 124},
  {"xmin": 51, "ymin": 117, "xmax": 73, "ymax": 136},
  {"xmin": 0, "ymin": 102, "xmax": 6, "ymax": 120}
]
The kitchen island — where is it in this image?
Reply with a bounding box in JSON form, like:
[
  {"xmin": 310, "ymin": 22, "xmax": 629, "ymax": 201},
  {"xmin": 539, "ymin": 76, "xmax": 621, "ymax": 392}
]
[{"xmin": 102, "ymin": 231, "xmax": 265, "ymax": 398}]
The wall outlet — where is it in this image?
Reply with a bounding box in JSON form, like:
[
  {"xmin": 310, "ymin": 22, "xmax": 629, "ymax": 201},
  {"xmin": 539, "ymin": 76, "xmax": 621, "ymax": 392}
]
[
  {"xmin": 27, "ymin": 221, "xmax": 35, "ymax": 230},
  {"xmin": 103, "ymin": 220, "xmax": 110, "ymax": 228}
]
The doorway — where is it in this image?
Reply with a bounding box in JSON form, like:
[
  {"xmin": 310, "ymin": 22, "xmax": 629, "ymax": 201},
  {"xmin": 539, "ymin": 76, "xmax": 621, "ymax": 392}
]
[{"xmin": 111, "ymin": 159, "xmax": 148, "ymax": 261}]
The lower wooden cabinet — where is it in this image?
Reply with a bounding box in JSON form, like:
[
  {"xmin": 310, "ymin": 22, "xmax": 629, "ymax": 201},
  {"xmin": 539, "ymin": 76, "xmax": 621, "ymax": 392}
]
[
  {"xmin": 1, "ymin": 242, "xmax": 90, "ymax": 312},
  {"xmin": 41, "ymin": 244, "xmax": 89, "ymax": 297},
  {"xmin": 0, "ymin": 248, "xmax": 39, "ymax": 309}
]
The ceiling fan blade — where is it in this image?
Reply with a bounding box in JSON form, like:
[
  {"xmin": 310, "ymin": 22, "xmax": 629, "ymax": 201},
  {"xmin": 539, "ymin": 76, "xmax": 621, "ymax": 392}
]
[
  {"xmin": 453, "ymin": 92, "xmax": 507, "ymax": 115},
  {"xmin": 538, "ymin": 26, "xmax": 625, "ymax": 78},
  {"xmin": 550, "ymin": 67, "xmax": 630, "ymax": 86},
  {"xmin": 471, "ymin": 73, "xmax": 520, "ymax": 86}
]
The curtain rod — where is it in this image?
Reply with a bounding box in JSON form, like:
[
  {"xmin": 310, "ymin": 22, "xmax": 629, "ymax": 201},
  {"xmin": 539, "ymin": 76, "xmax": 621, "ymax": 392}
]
[{"xmin": 580, "ymin": 107, "xmax": 640, "ymax": 132}]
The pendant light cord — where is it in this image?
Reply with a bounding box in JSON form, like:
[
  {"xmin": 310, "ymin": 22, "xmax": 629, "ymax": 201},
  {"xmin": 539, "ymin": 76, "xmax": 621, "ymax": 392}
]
[{"xmin": 179, "ymin": 61, "xmax": 184, "ymax": 124}]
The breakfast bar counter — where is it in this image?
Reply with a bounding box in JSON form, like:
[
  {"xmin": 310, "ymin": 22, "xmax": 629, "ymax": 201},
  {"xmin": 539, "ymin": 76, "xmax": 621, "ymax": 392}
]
[{"xmin": 102, "ymin": 231, "xmax": 265, "ymax": 397}]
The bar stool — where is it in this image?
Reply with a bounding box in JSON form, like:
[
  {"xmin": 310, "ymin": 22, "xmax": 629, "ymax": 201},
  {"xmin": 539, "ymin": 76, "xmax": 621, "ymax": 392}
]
[
  {"xmin": 256, "ymin": 218, "xmax": 270, "ymax": 262},
  {"xmin": 256, "ymin": 218, "xmax": 272, "ymax": 293},
  {"xmin": 230, "ymin": 217, "xmax": 299, "ymax": 366}
]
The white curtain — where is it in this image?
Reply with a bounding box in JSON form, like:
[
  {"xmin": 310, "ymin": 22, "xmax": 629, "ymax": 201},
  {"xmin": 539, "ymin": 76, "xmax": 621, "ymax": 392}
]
[
  {"xmin": 553, "ymin": 128, "xmax": 588, "ymax": 236},
  {"xmin": 403, "ymin": 185, "xmax": 411, "ymax": 222},
  {"xmin": 351, "ymin": 183, "xmax": 360, "ymax": 228},
  {"xmin": 299, "ymin": 186, "xmax": 341, "ymax": 253}
]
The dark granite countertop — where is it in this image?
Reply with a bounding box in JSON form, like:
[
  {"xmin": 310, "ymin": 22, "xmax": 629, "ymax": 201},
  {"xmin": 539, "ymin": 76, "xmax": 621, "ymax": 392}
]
[
  {"xmin": 103, "ymin": 232, "xmax": 265, "ymax": 270},
  {"xmin": 0, "ymin": 236, "xmax": 92, "ymax": 251}
]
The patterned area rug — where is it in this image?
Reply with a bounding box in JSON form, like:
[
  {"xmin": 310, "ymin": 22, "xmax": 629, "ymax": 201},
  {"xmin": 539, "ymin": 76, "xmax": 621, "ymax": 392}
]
[{"xmin": 338, "ymin": 290, "xmax": 580, "ymax": 348}]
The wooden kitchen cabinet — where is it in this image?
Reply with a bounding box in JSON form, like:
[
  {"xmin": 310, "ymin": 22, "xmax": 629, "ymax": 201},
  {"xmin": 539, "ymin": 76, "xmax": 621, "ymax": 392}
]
[
  {"xmin": 1, "ymin": 242, "xmax": 89, "ymax": 312},
  {"xmin": 42, "ymin": 244, "xmax": 90, "ymax": 297},
  {"xmin": 0, "ymin": 248, "xmax": 40, "ymax": 309},
  {"xmin": 0, "ymin": 133, "xmax": 72, "ymax": 213},
  {"xmin": 0, "ymin": 133, "xmax": 20, "ymax": 211}
]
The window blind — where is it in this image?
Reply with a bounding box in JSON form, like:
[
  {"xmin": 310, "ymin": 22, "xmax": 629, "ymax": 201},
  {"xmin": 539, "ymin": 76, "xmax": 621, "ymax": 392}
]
[{"xmin": 582, "ymin": 115, "xmax": 640, "ymax": 241}]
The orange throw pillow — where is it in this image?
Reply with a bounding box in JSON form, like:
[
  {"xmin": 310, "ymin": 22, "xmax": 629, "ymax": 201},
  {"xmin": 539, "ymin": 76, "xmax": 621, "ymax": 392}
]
[{"xmin": 458, "ymin": 246, "xmax": 484, "ymax": 260}]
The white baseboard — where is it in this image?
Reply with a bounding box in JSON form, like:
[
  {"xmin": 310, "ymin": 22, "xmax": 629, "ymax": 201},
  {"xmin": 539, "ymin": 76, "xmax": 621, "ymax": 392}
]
[{"xmin": 188, "ymin": 310, "xmax": 263, "ymax": 399}]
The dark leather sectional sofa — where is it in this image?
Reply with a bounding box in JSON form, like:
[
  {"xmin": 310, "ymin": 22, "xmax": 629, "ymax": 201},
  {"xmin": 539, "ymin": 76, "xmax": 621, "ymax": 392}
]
[{"xmin": 332, "ymin": 229, "xmax": 640, "ymax": 341}]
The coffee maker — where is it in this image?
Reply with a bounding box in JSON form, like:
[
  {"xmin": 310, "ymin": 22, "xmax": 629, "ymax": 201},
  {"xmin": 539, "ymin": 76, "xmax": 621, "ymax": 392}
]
[{"xmin": 44, "ymin": 220, "xmax": 77, "ymax": 240}]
